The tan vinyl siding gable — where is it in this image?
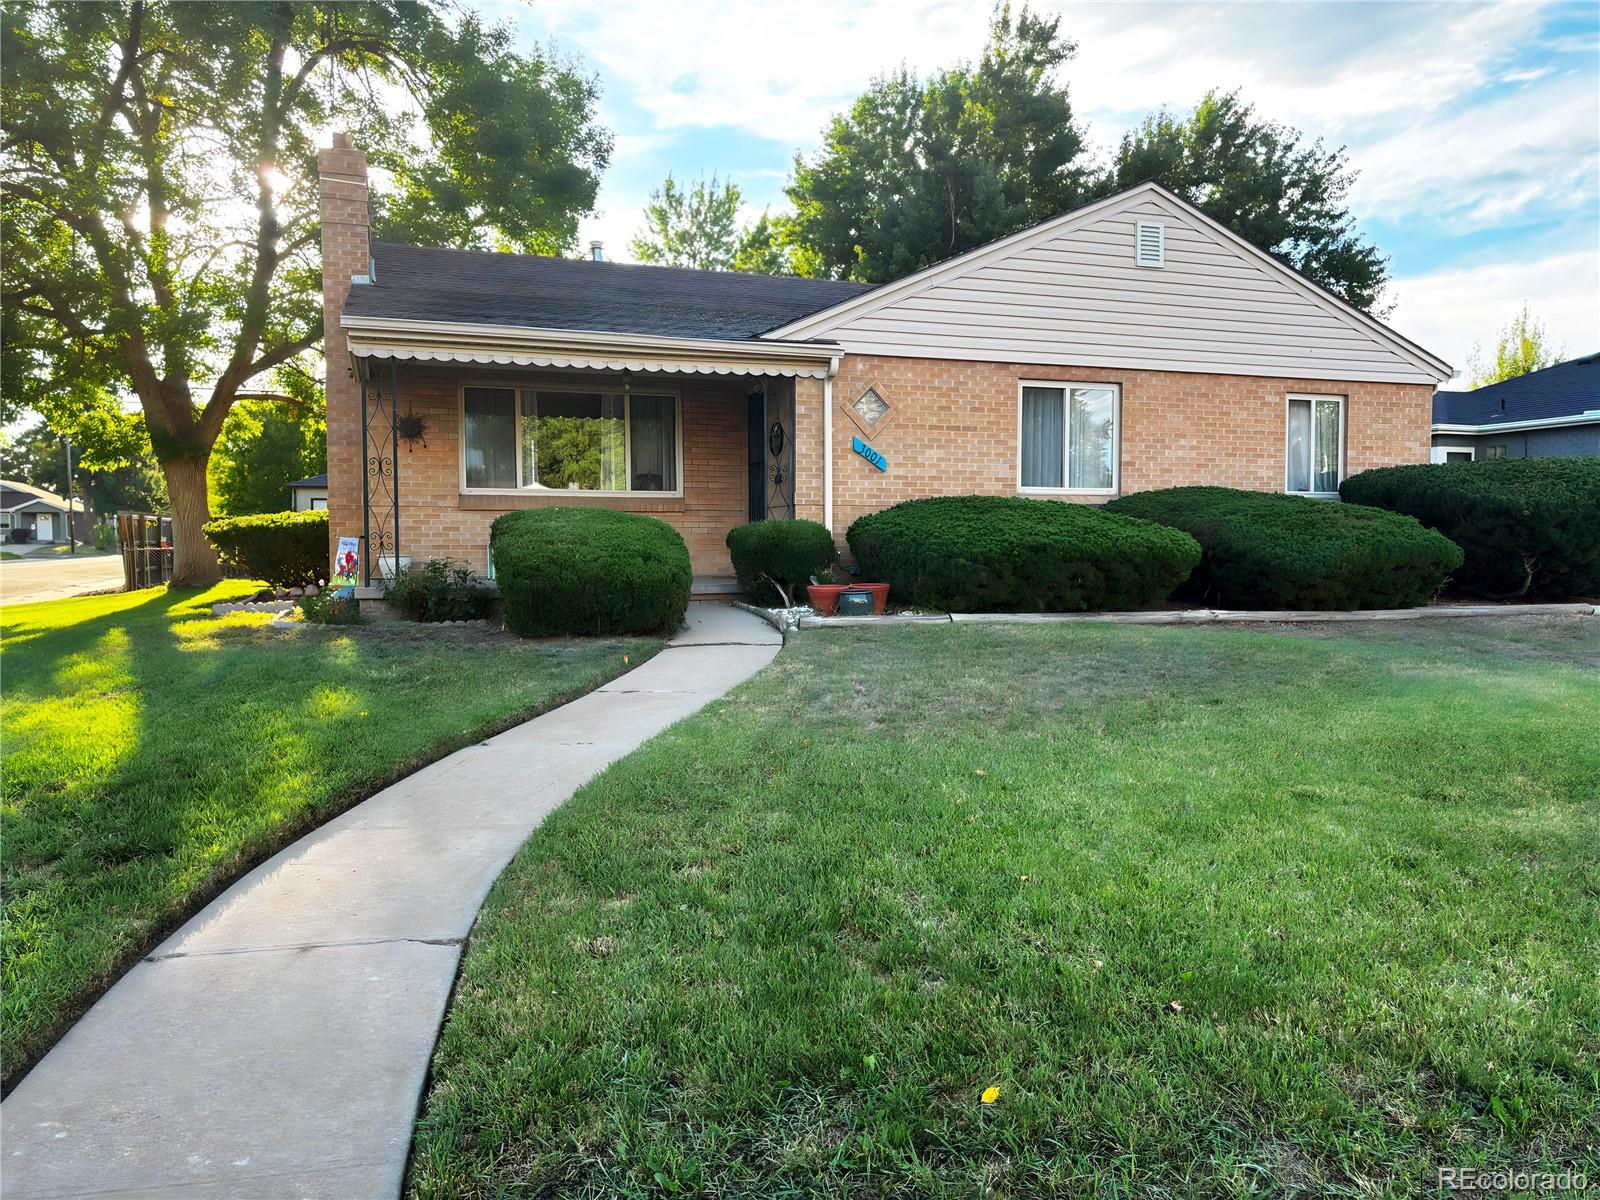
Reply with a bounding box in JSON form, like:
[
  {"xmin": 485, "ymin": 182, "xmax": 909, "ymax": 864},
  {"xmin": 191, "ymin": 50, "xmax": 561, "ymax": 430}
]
[{"xmin": 798, "ymin": 191, "xmax": 1443, "ymax": 385}]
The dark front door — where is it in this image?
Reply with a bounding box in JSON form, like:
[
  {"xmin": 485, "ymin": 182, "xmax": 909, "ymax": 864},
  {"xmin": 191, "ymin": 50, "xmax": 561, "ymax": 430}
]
[{"xmin": 747, "ymin": 388, "xmax": 766, "ymax": 522}]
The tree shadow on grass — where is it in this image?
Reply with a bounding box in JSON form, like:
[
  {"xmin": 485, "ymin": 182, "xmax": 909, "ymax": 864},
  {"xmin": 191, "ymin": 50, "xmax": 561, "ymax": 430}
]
[{"xmin": 2, "ymin": 584, "xmax": 651, "ymax": 1092}]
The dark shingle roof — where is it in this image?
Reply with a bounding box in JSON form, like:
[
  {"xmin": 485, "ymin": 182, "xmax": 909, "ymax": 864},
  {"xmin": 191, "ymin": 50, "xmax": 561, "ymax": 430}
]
[
  {"xmin": 288, "ymin": 474, "xmax": 328, "ymax": 488},
  {"xmin": 343, "ymin": 243, "xmax": 876, "ymax": 342},
  {"xmin": 1433, "ymin": 352, "xmax": 1600, "ymax": 426}
]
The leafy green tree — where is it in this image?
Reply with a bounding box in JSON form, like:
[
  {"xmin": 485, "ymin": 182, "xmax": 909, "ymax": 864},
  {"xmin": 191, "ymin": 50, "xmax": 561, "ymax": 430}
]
[
  {"xmin": 785, "ymin": 4, "xmax": 1089, "ymax": 282},
  {"xmin": 208, "ymin": 396, "xmax": 327, "ymax": 517},
  {"xmin": 1107, "ymin": 90, "xmax": 1388, "ymax": 311},
  {"xmin": 731, "ymin": 212, "xmax": 796, "ymax": 275},
  {"xmin": 630, "ymin": 174, "xmax": 743, "ymax": 270},
  {"xmin": 2, "ymin": 1, "xmax": 611, "ymax": 583},
  {"xmin": 2, "ymin": 420, "xmax": 166, "ymax": 515},
  {"xmin": 526, "ymin": 414, "xmax": 624, "ymax": 491},
  {"xmin": 1468, "ymin": 305, "xmax": 1564, "ymax": 387}
]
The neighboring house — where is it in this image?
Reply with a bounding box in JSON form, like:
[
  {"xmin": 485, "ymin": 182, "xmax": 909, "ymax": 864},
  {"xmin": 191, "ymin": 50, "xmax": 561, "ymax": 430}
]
[
  {"xmin": 318, "ymin": 134, "xmax": 1452, "ymax": 587},
  {"xmin": 0, "ymin": 480, "xmax": 87, "ymax": 545},
  {"xmin": 1430, "ymin": 353, "xmax": 1600, "ymax": 462},
  {"xmin": 288, "ymin": 473, "xmax": 329, "ymax": 511}
]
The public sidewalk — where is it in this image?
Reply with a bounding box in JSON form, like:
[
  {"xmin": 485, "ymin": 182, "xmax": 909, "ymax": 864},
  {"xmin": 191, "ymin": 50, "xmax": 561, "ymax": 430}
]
[{"xmin": 0, "ymin": 603, "xmax": 781, "ymax": 1199}]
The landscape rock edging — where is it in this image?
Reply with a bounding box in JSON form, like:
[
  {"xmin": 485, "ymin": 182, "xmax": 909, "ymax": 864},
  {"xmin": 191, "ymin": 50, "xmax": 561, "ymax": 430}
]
[{"xmin": 796, "ymin": 602, "xmax": 1599, "ymax": 630}]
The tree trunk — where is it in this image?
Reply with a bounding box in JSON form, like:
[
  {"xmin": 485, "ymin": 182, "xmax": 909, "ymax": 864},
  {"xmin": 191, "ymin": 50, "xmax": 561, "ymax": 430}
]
[{"xmin": 162, "ymin": 455, "xmax": 222, "ymax": 586}]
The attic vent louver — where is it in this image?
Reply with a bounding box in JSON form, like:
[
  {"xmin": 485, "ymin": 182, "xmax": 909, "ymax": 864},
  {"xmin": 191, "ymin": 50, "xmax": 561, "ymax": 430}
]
[{"xmin": 1135, "ymin": 221, "xmax": 1165, "ymax": 268}]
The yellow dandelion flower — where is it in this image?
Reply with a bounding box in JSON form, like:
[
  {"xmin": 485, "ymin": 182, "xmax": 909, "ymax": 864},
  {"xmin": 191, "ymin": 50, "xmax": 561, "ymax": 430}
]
[{"xmin": 981, "ymin": 1086, "xmax": 1000, "ymax": 1105}]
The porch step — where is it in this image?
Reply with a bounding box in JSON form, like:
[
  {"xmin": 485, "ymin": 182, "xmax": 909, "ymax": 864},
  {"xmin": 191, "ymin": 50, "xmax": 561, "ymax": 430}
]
[{"xmin": 691, "ymin": 575, "xmax": 744, "ymax": 602}]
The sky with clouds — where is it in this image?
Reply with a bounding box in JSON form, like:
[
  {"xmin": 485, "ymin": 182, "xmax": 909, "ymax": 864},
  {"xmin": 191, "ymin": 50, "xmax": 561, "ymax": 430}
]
[{"xmin": 483, "ymin": 0, "xmax": 1598, "ymax": 379}]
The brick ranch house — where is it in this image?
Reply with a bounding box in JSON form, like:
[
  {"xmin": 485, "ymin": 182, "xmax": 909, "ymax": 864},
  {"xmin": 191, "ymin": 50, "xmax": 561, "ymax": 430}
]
[{"xmin": 319, "ymin": 134, "xmax": 1452, "ymax": 591}]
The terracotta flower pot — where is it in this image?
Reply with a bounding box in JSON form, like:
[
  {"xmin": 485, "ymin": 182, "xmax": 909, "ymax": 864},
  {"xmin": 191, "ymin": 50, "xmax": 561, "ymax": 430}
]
[
  {"xmin": 855, "ymin": 582, "xmax": 890, "ymax": 613},
  {"xmin": 806, "ymin": 584, "xmax": 849, "ymax": 614}
]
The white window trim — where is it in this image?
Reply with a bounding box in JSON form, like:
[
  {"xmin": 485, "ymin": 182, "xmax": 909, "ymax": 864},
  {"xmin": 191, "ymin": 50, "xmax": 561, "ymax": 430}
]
[
  {"xmin": 1284, "ymin": 392, "xmax": 1346, "ymax": 498},
  {"xmin": 457, "ymin": 378, "xmax": 685, "ymax": 498},
  {"xmin": 1015, "ymin": 379, "xmax": 1121, "ymax": 497}
]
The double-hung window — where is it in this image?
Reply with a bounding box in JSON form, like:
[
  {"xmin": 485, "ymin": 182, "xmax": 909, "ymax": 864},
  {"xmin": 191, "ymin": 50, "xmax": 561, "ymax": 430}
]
[
  {"xmin": 1018, "ymin": 382, "xmax": 1119, "ymax": 493},
  {"xmin": 1285, "ymin": 394, "xmax": 1344, "ymax": 496},
  {"xmin": 462, "ymin": 384, "xmax": 680, "ymax": 494}
]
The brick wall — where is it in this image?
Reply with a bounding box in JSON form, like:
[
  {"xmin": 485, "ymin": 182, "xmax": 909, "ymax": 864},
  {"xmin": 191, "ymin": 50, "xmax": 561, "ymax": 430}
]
[
  {"xmin": 319, "ymin": 134, "xmax": 368, "ymax": 573},
  {"xmin": 365, "ymin": 367, "xmax": 751, "ymax": 577},
  {"xmin": 825, "ymin": 353, "xmax": 1432, "ymax": 554}
]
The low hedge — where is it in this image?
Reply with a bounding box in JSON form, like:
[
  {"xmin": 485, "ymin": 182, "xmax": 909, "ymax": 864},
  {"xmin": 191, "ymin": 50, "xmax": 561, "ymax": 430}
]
[
  {"xmin": 388, "ymin": 559, "xmax": 496, "ymax": 623},
  {"xmin": 203, "ymin": 510, "xmax": 328, "ymax": 588},
  {"xmin": 491, "ymin": 507, "xmax": 691, "ymax": 637},
  {"xmin": 845, "ymin": 495, "xmax": 1200, "ymax": 612},
  {"xmin": 726, "ymin": 519, "xmax": 837, "ymax": 606},
  {"xmin": 1106, "ymin": 487, "xmax": 1463, "ymax": 609},
  {"xmin": 1341, "ymin": 458, "xmax": 1600, "ymax": 599}
]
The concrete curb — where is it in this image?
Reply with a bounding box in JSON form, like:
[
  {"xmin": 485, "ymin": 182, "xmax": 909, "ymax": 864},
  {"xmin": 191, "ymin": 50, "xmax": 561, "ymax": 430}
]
[
  {"xmin": 730, "ymin": 601, "xmax": 793, "ymax": 638},
  {"xmin": 799, "ymin": 602, "xmax": 1598, "ymax": 630}
]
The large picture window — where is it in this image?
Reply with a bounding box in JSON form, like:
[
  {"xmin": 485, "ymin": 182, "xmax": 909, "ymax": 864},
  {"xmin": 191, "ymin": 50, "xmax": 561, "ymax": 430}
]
[
  {"xmin": 1018, "ymin": 382, "xmax": 1118, "ymax": 493},
  {"xmin": 461, "ymin": 384, "xmax": 680, "ymax": 494},
  {"xmin": 1285, "ymin": 394, "xmax": 1344, "ymax": 495}
]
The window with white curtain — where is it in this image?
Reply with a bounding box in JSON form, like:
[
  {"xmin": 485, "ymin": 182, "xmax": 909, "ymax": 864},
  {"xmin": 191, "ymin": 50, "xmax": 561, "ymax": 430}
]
[
  {"xmin": 1018, "ymin": 382, "xmax": 1118, "ymax": 493},
  {"xmin": 461, "ymin": 384, "xmax": 681, "ymax": 493},
  {"xmin": 1285, "ymin": 394, "xmax": 1344, "ymax": 495}
]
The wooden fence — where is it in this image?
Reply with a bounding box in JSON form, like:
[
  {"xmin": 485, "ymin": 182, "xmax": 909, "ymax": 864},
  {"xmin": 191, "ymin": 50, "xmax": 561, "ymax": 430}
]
[{"xmin": 117, "ymin": 512, "xmax": 174, "ymax": 590}]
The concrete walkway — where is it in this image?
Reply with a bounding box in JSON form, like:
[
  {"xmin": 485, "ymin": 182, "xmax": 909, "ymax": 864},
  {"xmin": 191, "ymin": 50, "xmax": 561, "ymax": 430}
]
[{"xmin": 1, "ymin": 603, "xmax": 781, "ymax": 1199}]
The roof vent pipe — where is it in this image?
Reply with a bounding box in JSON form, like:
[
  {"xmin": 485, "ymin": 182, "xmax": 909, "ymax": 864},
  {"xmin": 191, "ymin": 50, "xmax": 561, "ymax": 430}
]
[{"xmin": 589, "ymin": 240, "xmax": 604, "ymax": 262}]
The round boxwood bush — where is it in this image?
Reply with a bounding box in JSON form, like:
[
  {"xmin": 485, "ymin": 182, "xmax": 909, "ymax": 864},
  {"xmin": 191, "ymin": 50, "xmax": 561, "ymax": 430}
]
[
  {"xmin": 1341, "ymin": 457, "xmax": 1600, "ymax": 599},
  {"xmin": 491, "ymin": 507, "xmax": 691, "ymax": 636},
  {"xmin": 845, "ymin": 495, "xmax": 1201, "ymax": 612},
  {"xmin": 726, "ymin": 519, "xmax": 837, "ymax": 606},
  {"xmin": 1106, "ymin": 487, "xmax": 1463, "ymax": 610},
  {"xmin": 203, "ymin": 509, "xmax": 328, "ymax": 588}
]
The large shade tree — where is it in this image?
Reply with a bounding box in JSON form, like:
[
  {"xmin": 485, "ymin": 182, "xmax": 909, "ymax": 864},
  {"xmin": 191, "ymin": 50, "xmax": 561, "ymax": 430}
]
[
  {"xmin": 630, "ymin": 173, "xmax": 742, "ymax": 270},
  {"xmin": 2, "ymin": 1, "xmax": 611, "ymax": 584},
  {"xmin": 777, "ymin": 6, "xmax": 1388, "ymax": 311},
  {"xmin": 785, "ymin": 4, "xmax": 1090, "ymax": 283},
  {"xmin": 1107, "ymin": 90, "xmax": 1388, "ymax": 311}
]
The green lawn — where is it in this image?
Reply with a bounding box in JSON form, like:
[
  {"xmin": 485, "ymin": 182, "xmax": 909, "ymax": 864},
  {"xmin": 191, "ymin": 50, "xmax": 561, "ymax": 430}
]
[
  {"xmin": 410, "ymin": 616, "xmax": 1599, "ymax": 1197},
  {"xmin": 0, "ymin": 583, "xmax": 660, "ymax": 1083}
]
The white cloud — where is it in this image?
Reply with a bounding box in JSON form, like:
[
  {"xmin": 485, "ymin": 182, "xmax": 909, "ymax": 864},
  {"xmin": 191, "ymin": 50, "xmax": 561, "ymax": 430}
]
[
  {"xmin": 1388, "ymin": 249, "xmax": 1600, "ymax": 379},
  {"xmin": 1348, "ymin": 69, "xmax": 1599, "ymax": 228},
  {"xmin": 507, "ymin": 0, "xmax": 1592, "ymax": 227}
]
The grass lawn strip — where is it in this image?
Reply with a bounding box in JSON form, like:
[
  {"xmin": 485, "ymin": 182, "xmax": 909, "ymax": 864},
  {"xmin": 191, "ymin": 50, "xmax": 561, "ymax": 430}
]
[
  {"xmin": 0, "ymin": 581, "xmax": 661, "ymax": 1083},
  {"xmin": 410, "ymin": 616, "xmax": 1598, "ymax": 1196}
]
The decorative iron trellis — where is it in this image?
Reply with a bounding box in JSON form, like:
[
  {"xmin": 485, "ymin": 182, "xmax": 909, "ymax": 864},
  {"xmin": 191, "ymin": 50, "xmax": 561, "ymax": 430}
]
[{"xmin": 358, "ymin": 356, "xmax": 400, "ymax": 586}]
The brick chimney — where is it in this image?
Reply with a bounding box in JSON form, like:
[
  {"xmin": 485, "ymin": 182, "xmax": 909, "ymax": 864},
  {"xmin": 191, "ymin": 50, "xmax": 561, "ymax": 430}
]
[{"xmin": 318, "ymin": 132, "xmax": 369, "ymax": 575}]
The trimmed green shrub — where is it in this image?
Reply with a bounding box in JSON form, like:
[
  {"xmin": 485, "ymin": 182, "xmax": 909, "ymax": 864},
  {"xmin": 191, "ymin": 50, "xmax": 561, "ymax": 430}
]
[
  {"xmin": 296, "ymin": 591, "xmax": 362, "ymax": 625},
  {"xmin": 845, "ymin": 495, "xmax": 1201, "ymax": 612},
  {"xmin": 387, "ymin": 559, "xmax": 496, "ymax": 622},
  {"xmin": 203, "ymin": 509, "xmax": 328, "ymax": 588},
  {"xmin": 1107, "ymin": 487, "xmax": 1463, "ymax": 609},
  {"xmin": 491, "ymin": 507, "xmax": 691, "ymax": 637},
  {"xmin": 726, "ymin": 519, "xmax": 837, "ymax": 606},
  {"xmin": 1341, "ymin": 458, "xmax": 1600, "ymax": 599}
]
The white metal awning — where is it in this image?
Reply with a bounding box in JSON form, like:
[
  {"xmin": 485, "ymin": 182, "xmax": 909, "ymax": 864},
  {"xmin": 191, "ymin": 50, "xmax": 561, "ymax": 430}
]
[{"xmin": 342, "ymin": 315, "xmax": 841, "ymax": 380}]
